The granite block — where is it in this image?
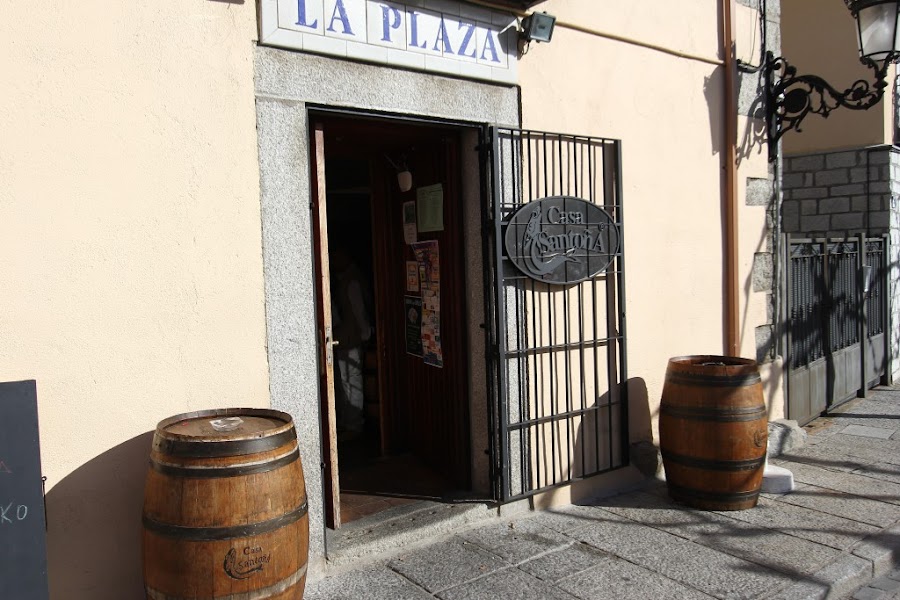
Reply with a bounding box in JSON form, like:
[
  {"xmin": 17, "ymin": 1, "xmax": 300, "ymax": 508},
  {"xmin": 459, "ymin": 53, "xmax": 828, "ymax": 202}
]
[
  {"xmin": 775, "ymin": 483, "xmax": 900, "ymax": 527},
  {"xmin": 841, "ymin": 424, "xmax": 896, "ymax": 440},
  {"xmin": 388, "ymin": 538, "xmax": 508, "ymax": 593},
  {"xmin": 719, "ymin": 495, "xmax": 879, "ymax": 551},
  {"xmin": 784, "ymin": 461, "xmax": 900, "ymax": 505},
  {"xmin": 304, "ymin": 567, "xmax": 434, "ymax": 600},
  {"xmin": 518, "ymin": 542, "xmax": 609, "ymax": 583},
  {"xmin": 572, "ymin": 515, "xmax": 794, "ymax": 599},
  {"xmin": 436, "ymin": 567, "xmax": 575, "ymax": 600},
  {"xmin": 769, "ymin": 555, "xmax": 871, "ymax": 600},
  {"xmin": 460, "ymin": 516, "xmax": 573, "ymax": 564},
  {"xmin": 556, "ymin": 552, "xmax": 717, "ymax": 600}
]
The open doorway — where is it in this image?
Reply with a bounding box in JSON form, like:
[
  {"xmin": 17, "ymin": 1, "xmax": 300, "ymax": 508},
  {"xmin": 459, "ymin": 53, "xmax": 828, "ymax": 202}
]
[{"xmin": 311, "ymin": 114, "xmax": 475, "ymax": 528}]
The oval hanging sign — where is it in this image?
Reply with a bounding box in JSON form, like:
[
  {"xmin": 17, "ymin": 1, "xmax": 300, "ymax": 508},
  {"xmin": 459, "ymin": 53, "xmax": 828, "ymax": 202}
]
[{"xmin": 504, "ymin": 196, "xmax": 620, "ymax": 284}]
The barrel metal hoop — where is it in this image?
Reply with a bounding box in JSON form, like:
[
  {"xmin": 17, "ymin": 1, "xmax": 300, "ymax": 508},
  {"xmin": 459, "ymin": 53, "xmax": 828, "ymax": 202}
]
[
  {"xmin": 666, "ymin": 373, "xmax": 761, "ymax": 387},
  {"xmin": 145, "ymin": 563, "xmax": 308, "ymax": 600},
  {"xmin": 659, "ymin": 404, "xmax": 767, "ymax": 422},
  {"xmin": 150, "ymin": 447, "xmax": 299, "ymax": 479},
  {"xmin": 156, "ymin": 428, "xmax": 297, "ymax": 458},
  {"xmin": 666, "ymin": 482, "xmax": 759, "ymax": 503},
  {"xmin": 661, "ymin": 450, "xmax": 766, "ymax": 472},
  {"xmin": 143, "ymin": 500, "xmax": 308, "ymax": 541}
]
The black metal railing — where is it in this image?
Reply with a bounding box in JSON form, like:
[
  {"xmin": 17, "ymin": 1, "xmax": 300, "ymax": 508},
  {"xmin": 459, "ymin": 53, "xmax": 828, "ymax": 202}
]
[{"xmin": 787, "ymin": 236, "xmax": 887, "ymax": 370}]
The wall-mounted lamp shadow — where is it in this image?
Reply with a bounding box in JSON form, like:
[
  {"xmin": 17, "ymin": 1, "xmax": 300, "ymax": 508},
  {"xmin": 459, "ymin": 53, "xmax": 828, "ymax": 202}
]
[{"xmin": 764, "ymin": 0, "xmax": 900, "ymax": 162}]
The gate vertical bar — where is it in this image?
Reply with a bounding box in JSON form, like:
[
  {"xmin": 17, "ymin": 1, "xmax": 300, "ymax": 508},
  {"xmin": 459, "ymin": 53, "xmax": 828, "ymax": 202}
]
[
  {"xmin": 491, "ymin": 126, "xmax": 511, "ymax": 501},
  {"xmin": 478, "ymin": 125, "xmax": 499, "ymax": 501},
  {"xmin": 884, "ymin": 233, "xmax": 892, "ymax": 385},
  {"xmin": 859, "ymin": 233, "xmax": 868, "ymax": 398},
  {"xmin": 784, "ymin": 233, "xmax": 793, "ymax": 420},
  {"xmin": 614, "ymin": 141, "xmax": 629, "ymax": 464}
]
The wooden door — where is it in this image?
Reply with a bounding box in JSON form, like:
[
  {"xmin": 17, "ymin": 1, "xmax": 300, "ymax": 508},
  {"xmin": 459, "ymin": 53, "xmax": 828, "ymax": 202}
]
[
  {"xmin": 371, "ymin": 130, "xmax": 471, "ymax": 490},
  {"xmin": 315, "ymin": 115, "xmax": 472, "ymax": 499},
  {"xmin": 310, "ymin": 122, "xmax": 341, "ymax": 528}
]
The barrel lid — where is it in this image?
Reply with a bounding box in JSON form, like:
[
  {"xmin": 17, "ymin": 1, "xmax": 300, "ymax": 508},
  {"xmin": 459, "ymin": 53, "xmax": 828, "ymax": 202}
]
[
  {"xmin": 667, "ymin": 355, "xmax": 760, "ymax": 378},
  {"xmin": 155, "ymin": 408, "xmax": 294, "ymax": 442}
]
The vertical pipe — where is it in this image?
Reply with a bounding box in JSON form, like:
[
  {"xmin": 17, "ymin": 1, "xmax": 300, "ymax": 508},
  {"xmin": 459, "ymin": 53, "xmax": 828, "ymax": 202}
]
[{"xmin": 722, "ymin": 0, "xmax": 740, "ymax": 356}]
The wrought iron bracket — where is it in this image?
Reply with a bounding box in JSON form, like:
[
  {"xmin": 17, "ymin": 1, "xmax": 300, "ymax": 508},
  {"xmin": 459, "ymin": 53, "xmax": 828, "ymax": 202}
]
[{"xmin": 764, "ymin": 50, "xmax": 896, "ymax": 162}]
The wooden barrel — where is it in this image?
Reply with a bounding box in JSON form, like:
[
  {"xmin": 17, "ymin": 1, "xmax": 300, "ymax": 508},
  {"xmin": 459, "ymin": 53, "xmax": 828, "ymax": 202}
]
[
  {"xmin": 659, "ymin": 356, "xmax": 768, "ymax": 511},
  {"xmin": 142, "ymin": 409, "xmax": 308, "ymax": 599}
]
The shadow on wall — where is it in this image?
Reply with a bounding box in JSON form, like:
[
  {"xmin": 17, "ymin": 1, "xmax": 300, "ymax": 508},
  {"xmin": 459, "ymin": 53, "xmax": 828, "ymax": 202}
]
[
  {"xmin": 703, "ymin": 70, "xmax": 725, "ymax": 157},
  {"xmin": 627, "ymin": 377, "xmax": 652, "ymax": 444},
  {"xmin": 701, "ymin": 56, "xmax": 769, "ymax": 164},
  {"xmin": 46, "ymin": 431, "xmax": 152, "ymax": 599},
  {"xmin": 535, "ymin": 377, "xmax": 653, "ymax": 508}
]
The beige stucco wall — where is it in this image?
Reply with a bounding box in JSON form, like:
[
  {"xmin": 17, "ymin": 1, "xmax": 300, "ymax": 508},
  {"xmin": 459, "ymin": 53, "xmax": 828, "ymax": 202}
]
[
  {"xmin": 781, "ymin": 0, "xmax": 892, "ymax": 154},
  {"xmin": 2, "ymin": 0, "xmax": 786, "ymax": 593},
  {"xmin": 519, "ymin": 0, "xmax": 783, "ymax": 449},
  {"xmin": 0, "ymin": 2, "xmax": 268, "ymax": 597}
]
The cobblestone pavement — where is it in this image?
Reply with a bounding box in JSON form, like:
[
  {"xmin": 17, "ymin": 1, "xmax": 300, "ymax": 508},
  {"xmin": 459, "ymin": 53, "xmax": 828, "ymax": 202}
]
[{"xmin": 305, "ymin": 385, "xmax": 900, "ymax": 600}]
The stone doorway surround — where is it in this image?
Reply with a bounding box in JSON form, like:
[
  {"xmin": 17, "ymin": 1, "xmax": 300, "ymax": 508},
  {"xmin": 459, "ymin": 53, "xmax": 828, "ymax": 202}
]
[{"xmin": 252, "ymin": 45, "xmax": 519, "ymax": 575}]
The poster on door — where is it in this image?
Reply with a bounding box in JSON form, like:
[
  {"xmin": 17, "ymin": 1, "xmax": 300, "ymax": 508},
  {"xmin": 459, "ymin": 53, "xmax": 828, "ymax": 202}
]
[
  {"xmin": 406, "ymin": 261, "xmax": 419, "ymax": 292},
  {"xmin": 404, "ymin": 296, "xmax": 423, "ymax": 357},
  {"xmin": 403, "ymin": 201, "xmax": 417, "ymax": 245},
  {"xmin": 411, "ymin": 240, "xmax": 442, "ymax": 368}
]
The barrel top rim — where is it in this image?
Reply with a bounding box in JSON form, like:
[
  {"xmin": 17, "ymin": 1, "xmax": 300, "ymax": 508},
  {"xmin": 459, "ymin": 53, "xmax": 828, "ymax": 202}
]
[
  {"xmin": 154, "ymin": 408, "xmax": 295, "ymax": 442},
  {"xmin": 668, "ymin": 355, "xmax": 758, "ymax": 368}
]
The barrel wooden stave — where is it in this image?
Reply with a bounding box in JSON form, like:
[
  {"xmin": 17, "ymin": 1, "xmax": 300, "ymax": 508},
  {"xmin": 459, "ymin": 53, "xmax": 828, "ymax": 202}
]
[
  {"xmin": 142, "ymin": 409, "xmax": 309, "ymax": 599},
  {"xmin": 659, "ymin": 356, "xmax": 768, "ymax": 511}
]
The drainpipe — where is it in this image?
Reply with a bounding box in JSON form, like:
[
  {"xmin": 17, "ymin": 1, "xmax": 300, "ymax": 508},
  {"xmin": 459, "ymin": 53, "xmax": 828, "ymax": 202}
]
[{"xmin": 722, "ymin": 0, "xmax": 740, "ymax": 357}]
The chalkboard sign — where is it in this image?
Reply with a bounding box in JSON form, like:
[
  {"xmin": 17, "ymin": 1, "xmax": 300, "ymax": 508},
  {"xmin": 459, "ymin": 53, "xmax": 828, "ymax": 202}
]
[{"xmin": 0, "ymin": 380, "xmax": 50, "ymax": 599}]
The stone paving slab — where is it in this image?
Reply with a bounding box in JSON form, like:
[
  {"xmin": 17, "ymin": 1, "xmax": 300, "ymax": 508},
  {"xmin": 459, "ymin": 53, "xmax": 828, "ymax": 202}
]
[
  {"xmin": 853, "ymin": 463, "xmax": 900, "ymax": 487},
  {"xmin": 769, "ymin": 554, "xmax": 871, "ymax": 600},
  {"xmin": 596, "ymin": 489, "xmax": 842, "ymax": 575},
  {"xmin": 775, "ymin": 483, "xmax": 900, "ymax": 528},
  {"xmin": 517, "ymin": 542, "xmax": 610, "ymax": 583},
  {"xmin": 555, "ymin": 552, "xmax": 718, "ymax": 600},
  {"xmin": 387, "ymin": 538, "xmax": 508, "ymax": 594},
  {"xmin": 851, "ymin": 523, "xmax": 900, "ymax": 577},
  {"xmin": 841, "ymin": 424, "xmax": 898, "ymax": 439},
  {"xmin": 571, "ymin": 513, "xmax": 796, "ymax": 599},
  {"xmin": 435, "ymin": 567, "xmax": 576, "ymax": 600},
  {"xmin": 458, "ymin": 515, "xmax": 575, "ymax": 565},
  {"xmin": 716, "ymin": 494, "xmax": 880, "ymax": 551},
  {"xmin": 841, "ymin": 397, "xmax": 900, "ymax": 414},
  {"xmin": 829, "ymin": 417, "xmax": 900, "ymax": 431},
  {"xmin": 304, "ymin": 567, "xmax": 434, "ymax": 600},
  {"xmin": 869, "ymin": 574, "xmax": 900, "ymax": 592},
  {"xmin": 595, "ymin": 490, "xmax": 736, "ymax": 541},
  {"xmin": 783, "ymin": 461, "xmax": 900, "ymax": 506},
  {"xmin": 690, "ymin": 519, "xmax": 842, "ymax": 576},
  {"xmin": 777, "ymin": 446, "xmax": 873, "ymax": 473},
  {"xmin": 526, "ymin": 503, "xmax": 628, "ymax": 536}
]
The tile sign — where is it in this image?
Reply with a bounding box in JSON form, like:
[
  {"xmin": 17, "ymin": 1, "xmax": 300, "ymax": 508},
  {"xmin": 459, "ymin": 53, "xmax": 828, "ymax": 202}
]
[{"xmin": 259, "ymin": 0, "xmax": 519, "ymax": 84}]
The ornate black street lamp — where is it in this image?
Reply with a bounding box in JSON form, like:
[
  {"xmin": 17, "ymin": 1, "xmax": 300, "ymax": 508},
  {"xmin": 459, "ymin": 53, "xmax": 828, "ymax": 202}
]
[{"xmin": 766, "ymin": 0, "xmax": 900, "ymax": 161}]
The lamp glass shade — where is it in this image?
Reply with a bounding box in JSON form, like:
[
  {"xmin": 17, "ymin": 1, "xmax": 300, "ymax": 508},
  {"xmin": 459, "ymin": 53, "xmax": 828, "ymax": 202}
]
[
  {"xmin": 856, "ymin": 1, "xmax": 900, "ymax": 60},
  {"xmin": 522, "ymin": 12, "xmax": 556, "ymax": 43},
  {"xmin": 397, "ymin": 170, "xmax": 412, "ymax": 192}
]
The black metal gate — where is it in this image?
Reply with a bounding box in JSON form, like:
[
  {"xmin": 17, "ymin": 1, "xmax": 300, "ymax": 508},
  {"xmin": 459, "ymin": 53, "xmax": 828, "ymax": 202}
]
[
  {"xmin": 481, "ymin": 127, "xmax": 629, "ymax": 502},
  {"xmin": 786, "ymin": 234, "xmax": 889, "ymax": 425}
]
